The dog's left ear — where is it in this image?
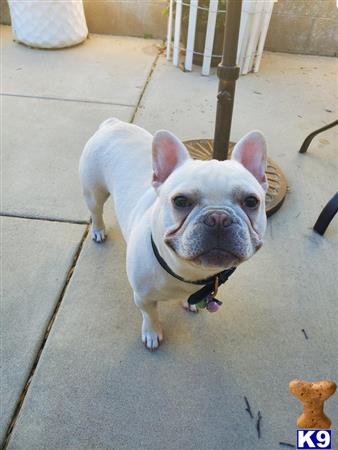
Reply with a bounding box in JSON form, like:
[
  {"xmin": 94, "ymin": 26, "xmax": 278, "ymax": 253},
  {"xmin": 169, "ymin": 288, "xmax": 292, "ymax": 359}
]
[
  {"xmin": 152, "ymin": 130, "xmax": 191, "ymax": 189},
  {"xmin": 232, "ymin": 131, "xmax": 268, "ymax": 192}
]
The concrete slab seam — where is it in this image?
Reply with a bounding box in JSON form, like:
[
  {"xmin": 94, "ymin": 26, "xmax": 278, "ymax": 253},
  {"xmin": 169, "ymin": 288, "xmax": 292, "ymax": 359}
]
[
  {"xmin": 2, "ymin": 225, "xmax": 90, "ymax": 450},
  {"xmin": 0, "ymin": 212, "xmax": 90, "ymax": 226},
  {"xmin": 0, "ymin": 92, "xmax": 136, "ymax": 108},
  {"xmin": 130, "ymin": 50, "xmax": 161, "ymax": 123}
]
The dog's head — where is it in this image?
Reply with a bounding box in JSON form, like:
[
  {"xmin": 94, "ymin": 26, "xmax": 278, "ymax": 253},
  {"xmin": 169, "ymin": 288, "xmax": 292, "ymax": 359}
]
[{"xmin": 152, "ymin": 130, "xmax": 268, "ymax": 270}]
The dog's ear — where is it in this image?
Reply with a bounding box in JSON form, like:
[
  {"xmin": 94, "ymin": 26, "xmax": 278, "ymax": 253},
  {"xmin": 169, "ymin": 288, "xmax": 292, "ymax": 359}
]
[
  {"xmin": 152, "ymin": 130, "xmax": 191, "ymax": 189},
  {"xmin": 231, "ymin": 131, "xmax": 268, "ymax": 192}
]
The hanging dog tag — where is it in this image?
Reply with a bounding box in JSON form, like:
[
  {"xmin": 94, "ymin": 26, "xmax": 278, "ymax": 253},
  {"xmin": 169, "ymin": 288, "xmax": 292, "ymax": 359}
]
[
  {"xmin": 196, "ymin": 295, "xmax": 223, "ymax": 312},
  {"xmin": 205, "ymin": 276, "xmax": 222, "ymax": 312},
  {"xmin": 206, "ymin": 295, "xmax": 222, "ymax": 313},
  {"xmin": 195, "ymin": 298, "xmax": 208, "ymax": 309}
]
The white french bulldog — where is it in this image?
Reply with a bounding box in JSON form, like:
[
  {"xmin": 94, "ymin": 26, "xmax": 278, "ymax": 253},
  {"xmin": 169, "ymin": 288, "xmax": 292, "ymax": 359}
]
[{"xmin": 79, "ymin": 118, "xmax": 268, "ymax": 351}]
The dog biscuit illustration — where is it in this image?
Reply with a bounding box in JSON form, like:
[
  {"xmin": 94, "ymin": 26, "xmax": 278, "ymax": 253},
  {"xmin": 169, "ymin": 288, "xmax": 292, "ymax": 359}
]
[{"xmin": 289, "ymin": 379, "xmax": 336, "ymax": 429}]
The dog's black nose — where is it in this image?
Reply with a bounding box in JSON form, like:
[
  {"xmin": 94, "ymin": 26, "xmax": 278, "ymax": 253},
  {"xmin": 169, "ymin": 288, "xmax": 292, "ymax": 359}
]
[{"xmin": 203, "ymin": 211, "xmax": 232, "ymax": 228}]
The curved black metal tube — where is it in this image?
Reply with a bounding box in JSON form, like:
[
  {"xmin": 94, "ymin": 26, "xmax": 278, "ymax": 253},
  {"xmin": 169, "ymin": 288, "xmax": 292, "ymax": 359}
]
[
  {"xmin": 299, "ymin": 119, "xmax": 338, "ymax": 153},
  {"xmin": 313, "ymin": 192, "xmax": 338, "ymax": 236}
]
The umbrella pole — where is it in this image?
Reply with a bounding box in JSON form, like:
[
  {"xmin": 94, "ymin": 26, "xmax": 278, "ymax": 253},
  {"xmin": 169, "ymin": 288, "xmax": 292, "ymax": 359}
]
[
  {"xmin": 184, "ymin": 0, "xmax": 287, "ymax": 216},
  {"xmin": 213, "ymin": 0, "xmax": 242, "ymax": 160}
]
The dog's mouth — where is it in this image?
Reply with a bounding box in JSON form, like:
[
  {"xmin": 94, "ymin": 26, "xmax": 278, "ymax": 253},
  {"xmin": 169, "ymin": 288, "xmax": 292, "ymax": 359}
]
[
  {"xmin": 165, "ymin": 237, "xmax": 243, "ymax": 268},
  {"xmin": 188, "ymin": 248, "xmax": 241, "ymax": 268}
]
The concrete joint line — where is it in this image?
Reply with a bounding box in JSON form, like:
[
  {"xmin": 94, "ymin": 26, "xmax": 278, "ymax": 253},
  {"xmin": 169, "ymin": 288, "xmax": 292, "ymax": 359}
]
[
  {"xmin": 130, "ymin": 51, "xmax": 161, "ymax": 124},
  {"xmin": 2, "ymin": 225, "xmax": 90, "ymax": 450},
  {"xmin": 1, "ymin": 92, "xmax": 135, "ymax": 108},
  {"xmin": 0, "ymin": 213, "xmax": 90, "ymax": 225}
]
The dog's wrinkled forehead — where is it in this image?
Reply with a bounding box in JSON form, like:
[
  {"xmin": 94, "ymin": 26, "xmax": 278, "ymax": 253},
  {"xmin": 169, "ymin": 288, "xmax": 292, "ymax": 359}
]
[{"xmin": 159, "ymin": 159, "xmax": 265, "ymax": 203}]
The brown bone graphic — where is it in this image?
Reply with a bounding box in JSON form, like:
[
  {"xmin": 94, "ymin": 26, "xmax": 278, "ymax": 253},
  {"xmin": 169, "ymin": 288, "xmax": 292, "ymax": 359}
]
[{"xmin": 289, "ymin": 379, "xmax": 337, "ymax": 429}]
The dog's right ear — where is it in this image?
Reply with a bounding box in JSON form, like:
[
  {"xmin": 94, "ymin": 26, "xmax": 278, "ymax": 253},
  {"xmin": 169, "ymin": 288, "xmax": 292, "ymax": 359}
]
[
  {"xmin": 152, "ymin": 130, "xmax": 191, "ymax": 189},
  {"xmin": 231, "ymin": 130, "xmax": 268, "ymax": 192}
]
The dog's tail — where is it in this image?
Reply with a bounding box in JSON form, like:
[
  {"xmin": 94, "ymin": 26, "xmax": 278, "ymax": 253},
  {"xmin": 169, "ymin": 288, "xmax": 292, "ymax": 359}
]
[{"xmin": 99, "ymin": 117, "xmax": 120, "ymax": 129}]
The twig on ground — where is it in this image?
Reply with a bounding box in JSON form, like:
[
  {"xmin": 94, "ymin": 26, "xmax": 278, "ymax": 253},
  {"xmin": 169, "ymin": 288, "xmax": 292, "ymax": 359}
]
[
  {"xmin": 256, "ymin": 410, "xmax": 262, "ymax": 438},
  {"xmin": 244, "ymin": 396, "xmax": 253, "ymax": 419}
]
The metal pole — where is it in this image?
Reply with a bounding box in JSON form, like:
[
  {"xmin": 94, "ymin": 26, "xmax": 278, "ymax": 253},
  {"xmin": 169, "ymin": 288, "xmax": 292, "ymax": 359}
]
[{"xmin": 213, "ymin": 0, "xmax": 242, "ymax": 160}]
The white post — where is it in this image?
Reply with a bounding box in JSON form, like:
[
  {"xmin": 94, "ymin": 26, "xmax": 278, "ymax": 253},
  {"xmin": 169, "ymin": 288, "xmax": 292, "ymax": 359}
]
[
  {"xmin": 241, "ymin": 0, "xmax": 263, "ymax": 74},
  {"xmin": 237, "ymin": 0, "xmax": 253, "ymax": 71},
  {"xmin": 254, "ymin": 0, "xmax": 275, "ymax": 72},
  {"xmin": 184, "ymin": 0, "xmax": 198, "ymax": 71},
  {"xmin": 166, "ymin": 0, "xmax": 174, "ymax": 60},
  {"xmin": 247, "ymin": 2, "xmax": 265, "ymax": 73},
  {"xmin": 173, "ymin": 0, "xmax": 183, "ymax": 66},
  {"xmin": 201, "ymin": 0, "xmax": 218, "ymax": 76},
  {"xmin": 237, "ymin": 2, "xmax": 248, "ymax": 65}
]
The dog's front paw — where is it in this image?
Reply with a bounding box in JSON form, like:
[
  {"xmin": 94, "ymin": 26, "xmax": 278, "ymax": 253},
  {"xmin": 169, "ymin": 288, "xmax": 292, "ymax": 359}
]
[
  {"xmin": 91, "ymin": 228, "xmax": 106, "ymax": 243},
  {"xmin": 182, "ymin": 299, "xmax": 198, "ymax": 313},
  {"xmin": 142, "ymin": 325, "xmax": 163, "ymax": 352}
]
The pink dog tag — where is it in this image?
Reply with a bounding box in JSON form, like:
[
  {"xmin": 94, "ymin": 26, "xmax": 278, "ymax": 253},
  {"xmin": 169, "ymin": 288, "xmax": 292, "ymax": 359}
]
[{"xmin": 206, "ymin": 295, "xmax": 222, "ymax": 313}]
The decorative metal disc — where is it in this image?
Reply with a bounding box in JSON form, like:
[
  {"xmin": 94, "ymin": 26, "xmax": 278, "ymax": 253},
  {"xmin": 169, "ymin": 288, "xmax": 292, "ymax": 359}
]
[{"xmin": 184, "ymin": 139, "xmax": 287, "ymax": 217}]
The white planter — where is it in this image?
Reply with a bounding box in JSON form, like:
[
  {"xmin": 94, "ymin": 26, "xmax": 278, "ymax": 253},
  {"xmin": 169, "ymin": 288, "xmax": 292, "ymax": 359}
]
[{"xmin": 8, "ymin": 0, "xmax": 88, "ymax": 49}]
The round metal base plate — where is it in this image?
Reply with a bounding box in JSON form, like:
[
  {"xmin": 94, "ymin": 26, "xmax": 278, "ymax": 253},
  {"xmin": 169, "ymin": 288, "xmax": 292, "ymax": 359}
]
[{"xmin": 184, "ymin": 139, "xmax": 287, "ymax": 217}]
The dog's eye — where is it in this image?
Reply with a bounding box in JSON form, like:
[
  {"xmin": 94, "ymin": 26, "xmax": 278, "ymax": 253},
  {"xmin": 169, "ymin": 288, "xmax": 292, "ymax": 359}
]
[
  {"xmin": 243, "ymin": 196, "xmax": 259, "ymax": 208},
  {"xmin": 173, "ymin": 195, "xmax": 192, "ymax": 208}
]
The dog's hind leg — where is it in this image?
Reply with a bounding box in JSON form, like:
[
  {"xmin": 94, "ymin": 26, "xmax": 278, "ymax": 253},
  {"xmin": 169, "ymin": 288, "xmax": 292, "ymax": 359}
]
[{"xmin": 83, "ymin": 187, "xmax": 109, "ymax": 243}]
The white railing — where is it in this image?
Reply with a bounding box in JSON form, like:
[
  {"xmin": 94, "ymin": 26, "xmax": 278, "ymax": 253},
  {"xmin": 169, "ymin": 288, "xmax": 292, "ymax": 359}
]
[{"xmin": 166, "ymin": 0, "xmax": 277, "ymax": 76}]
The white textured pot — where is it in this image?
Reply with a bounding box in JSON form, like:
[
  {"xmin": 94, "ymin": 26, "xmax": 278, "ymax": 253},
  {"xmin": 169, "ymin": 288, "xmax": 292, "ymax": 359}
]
[{"xmin": 8, "ymin": 0, "xmax": 88, "ymax": 49}]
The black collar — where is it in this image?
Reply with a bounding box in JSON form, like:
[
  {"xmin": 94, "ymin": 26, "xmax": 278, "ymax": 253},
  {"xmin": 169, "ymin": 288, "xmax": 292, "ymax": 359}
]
[{"xmin": 151, "ymin": 234, "xmax": 236, "ymax": 305}]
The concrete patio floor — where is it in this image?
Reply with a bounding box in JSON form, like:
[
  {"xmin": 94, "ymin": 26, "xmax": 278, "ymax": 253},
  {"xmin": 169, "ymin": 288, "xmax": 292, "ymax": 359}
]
[{"xmin": 1, "ymin": 24, "xmax": 337, "ymax": 450}]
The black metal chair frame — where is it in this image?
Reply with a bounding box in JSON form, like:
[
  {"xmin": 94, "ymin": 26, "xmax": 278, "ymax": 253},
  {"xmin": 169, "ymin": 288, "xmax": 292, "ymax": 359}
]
[{"xmin": 299, "ymin": 119, "xmax": 338, "ymax": 236}]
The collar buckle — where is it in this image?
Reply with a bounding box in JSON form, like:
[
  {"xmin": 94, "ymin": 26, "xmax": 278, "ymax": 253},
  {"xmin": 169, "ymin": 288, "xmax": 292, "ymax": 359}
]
[{"xmin": 212, "ymin": 276, "xmax": 219, "ymax": 296}]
